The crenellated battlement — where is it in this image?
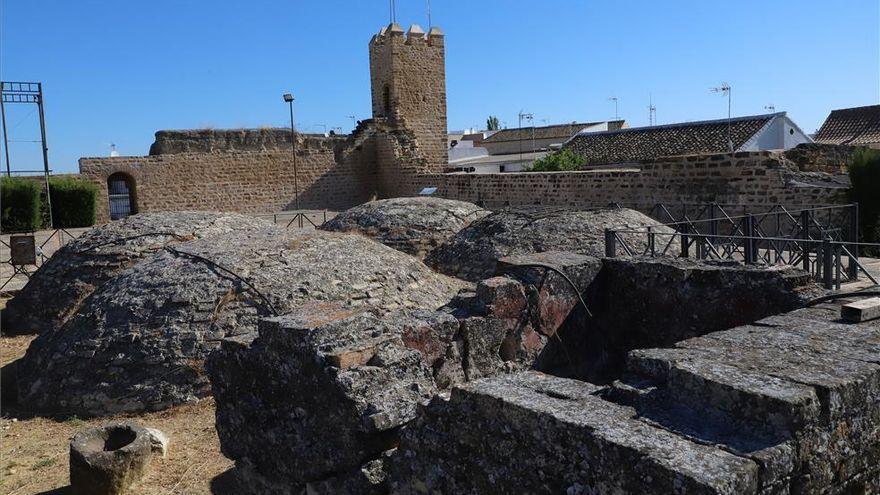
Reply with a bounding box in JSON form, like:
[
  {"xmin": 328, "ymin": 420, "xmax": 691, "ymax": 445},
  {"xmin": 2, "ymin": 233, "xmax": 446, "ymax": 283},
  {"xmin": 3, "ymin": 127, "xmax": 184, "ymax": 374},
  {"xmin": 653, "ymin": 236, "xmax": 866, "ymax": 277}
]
[{"xmin": 370, "ymin": 23, "xmax": 444, "ymax": 48}]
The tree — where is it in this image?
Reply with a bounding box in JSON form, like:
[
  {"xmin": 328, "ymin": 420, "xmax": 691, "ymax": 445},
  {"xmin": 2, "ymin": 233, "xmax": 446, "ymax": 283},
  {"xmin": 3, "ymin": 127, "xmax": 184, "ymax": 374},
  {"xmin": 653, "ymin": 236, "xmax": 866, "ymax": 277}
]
[
  {"xmin": 848, "ymin": 147, "xmax": 880, "ymax": 253},
  {"xmin": 524, "ymin": 149, "xmax": 587, "ymax": 172},
  {"xmin": 486, "ymin": 115, "xmax": 500, "ymax": 131}
]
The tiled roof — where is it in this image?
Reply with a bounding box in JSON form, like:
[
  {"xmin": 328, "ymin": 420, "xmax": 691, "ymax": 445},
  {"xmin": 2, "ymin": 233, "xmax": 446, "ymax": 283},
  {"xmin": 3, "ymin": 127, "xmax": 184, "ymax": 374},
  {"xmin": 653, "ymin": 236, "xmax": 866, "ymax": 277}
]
[
  {"xmin": 482, "ymin": 120, "xmax": 625, "ymax": 143},
  {"xmin": 563, "ymin": 114, "xmax": 776, "ymax": 164},
  {"xmin": 813, "ymin": 105, "xmax": 880, "ymax": 146}
]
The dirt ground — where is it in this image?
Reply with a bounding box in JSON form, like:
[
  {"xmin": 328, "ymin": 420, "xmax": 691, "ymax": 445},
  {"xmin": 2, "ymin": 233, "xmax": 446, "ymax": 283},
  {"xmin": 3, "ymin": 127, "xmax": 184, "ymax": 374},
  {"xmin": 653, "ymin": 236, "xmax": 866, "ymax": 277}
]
[{"xmin": 0, "ymin": 298, "xmax": 236, "ymax": 495}]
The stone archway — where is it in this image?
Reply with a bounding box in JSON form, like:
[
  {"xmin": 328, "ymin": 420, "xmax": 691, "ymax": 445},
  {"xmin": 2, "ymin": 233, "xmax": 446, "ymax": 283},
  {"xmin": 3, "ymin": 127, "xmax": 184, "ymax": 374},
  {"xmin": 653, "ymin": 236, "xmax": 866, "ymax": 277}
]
[{"xmin": 107, "ymin": 172, "xmax": 137, "ymax": 220}]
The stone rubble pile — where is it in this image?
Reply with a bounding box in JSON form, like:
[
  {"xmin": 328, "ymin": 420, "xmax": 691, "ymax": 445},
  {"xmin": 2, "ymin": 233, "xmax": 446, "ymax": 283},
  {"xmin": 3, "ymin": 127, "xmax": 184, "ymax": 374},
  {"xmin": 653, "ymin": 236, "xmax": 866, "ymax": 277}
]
[{"xmin": 321, "ymin": 196, "xmax": 489, "ymax": 259}]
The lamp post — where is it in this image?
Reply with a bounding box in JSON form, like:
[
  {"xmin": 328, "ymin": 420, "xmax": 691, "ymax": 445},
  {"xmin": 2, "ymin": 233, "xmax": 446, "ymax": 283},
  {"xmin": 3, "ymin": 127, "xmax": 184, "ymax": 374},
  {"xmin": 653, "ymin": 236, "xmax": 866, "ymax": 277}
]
[{"xmin": 283, "ymin": 92, "xmax": 305, "ymax": 228}]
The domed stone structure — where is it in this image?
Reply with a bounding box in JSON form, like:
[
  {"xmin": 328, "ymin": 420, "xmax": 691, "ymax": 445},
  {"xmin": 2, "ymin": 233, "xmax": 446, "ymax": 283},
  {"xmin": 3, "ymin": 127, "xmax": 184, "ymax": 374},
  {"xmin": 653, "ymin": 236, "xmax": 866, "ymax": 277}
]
[
  {"xmin": 16, "ymin": 219, "xmax": 466, "ymax": 417},
  {"xmin": 426, "ymin": 206, "xmax": 674, "ymax": 281},
  {"xmin": 2, "ymin": 211, "xmax": 269, "ymax": 335},
  {"xmin": 321, "ymin": 197, "xmax": 489, "ymax": 259}
]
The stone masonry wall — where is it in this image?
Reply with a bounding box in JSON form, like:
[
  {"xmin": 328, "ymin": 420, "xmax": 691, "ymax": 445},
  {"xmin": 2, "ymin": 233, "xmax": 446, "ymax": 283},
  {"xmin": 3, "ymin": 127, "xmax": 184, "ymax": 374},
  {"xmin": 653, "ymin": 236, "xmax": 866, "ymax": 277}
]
[
  {"xmin": 389, "ymin": 151, "xmax": 847, "ymax": 211},
  {"xmin": 80, "ymin": 135, "xmax": 377, "ymax": 224},
  {"xmin": 369, "ymin": 24, "xmax": 447, "ymax": 173}
]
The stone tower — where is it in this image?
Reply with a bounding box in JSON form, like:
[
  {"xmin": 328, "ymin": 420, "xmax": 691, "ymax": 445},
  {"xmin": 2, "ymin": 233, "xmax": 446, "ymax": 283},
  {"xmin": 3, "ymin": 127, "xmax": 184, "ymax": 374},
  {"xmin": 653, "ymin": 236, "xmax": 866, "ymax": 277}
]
[{"xmin": 369, "ymin": 23, "xmax": 447, "ymax": 172}]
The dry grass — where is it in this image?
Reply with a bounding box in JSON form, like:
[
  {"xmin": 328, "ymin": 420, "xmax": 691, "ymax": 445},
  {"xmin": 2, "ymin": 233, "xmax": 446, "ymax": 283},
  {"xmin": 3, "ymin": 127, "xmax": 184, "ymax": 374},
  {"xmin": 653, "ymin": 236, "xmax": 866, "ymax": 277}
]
[{"xmin": 1, "ymin": 298, "xmax": 236, "ymax": 495}]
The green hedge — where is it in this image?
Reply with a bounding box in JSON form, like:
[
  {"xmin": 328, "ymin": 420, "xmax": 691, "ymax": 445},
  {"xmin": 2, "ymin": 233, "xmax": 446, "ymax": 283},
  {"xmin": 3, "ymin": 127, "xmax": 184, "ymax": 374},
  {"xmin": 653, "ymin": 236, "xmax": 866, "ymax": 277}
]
[
  {"xmin": 49, "ymin": 176, "xmax": 98, "ymax": 228},
  {"xmin": 1, "ymin": 177, "xmax": 42, "ymax": 232}
]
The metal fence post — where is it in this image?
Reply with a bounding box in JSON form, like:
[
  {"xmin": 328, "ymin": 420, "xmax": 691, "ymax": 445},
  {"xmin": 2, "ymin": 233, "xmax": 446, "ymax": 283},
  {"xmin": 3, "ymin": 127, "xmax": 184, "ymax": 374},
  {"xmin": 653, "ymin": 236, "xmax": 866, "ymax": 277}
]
[
  {"xmin": 848, "ymin": 203, "xmax": 859, "ymax": 280},
  {"xmin": 822, "ymin": 237, "xmax": 833, "ymax": 289},
  {"xmin": 647, "ymin": 226, "xmax": 655, "ymax": 256},
  {"xmin": 744, "ymin": 214, "xmax": 756, "ymax": 264},
  {"xmin": 680, "ymin": 225, "xmax": 689, "ymax": 258},
  {"xmin": 604, "ymin": 229, "xmax": 617, "ymax": 258},
  {"xmin": 709, "ymin": 203, "xmax": 718, "ymax": 238}
]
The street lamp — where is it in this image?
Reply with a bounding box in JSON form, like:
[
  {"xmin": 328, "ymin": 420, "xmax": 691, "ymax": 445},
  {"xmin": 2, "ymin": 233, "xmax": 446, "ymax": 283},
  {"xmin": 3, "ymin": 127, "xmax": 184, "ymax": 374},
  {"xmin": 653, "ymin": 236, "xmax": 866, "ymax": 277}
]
[
  {"xmin": 608, "ymin": 96, "xmax": 619, "ymax": 120},
  {"xmin": 283, "ymin": 92, "xmax": 308, "ymax": 228}
]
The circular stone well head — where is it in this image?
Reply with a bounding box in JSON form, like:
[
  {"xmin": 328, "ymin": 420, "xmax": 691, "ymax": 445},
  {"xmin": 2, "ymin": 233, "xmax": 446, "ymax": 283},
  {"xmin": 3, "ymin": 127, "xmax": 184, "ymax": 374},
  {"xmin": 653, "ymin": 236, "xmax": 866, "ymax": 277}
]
[{"xmin": 69, "ymin": 422, "xmax": 153, "ymax": 495}]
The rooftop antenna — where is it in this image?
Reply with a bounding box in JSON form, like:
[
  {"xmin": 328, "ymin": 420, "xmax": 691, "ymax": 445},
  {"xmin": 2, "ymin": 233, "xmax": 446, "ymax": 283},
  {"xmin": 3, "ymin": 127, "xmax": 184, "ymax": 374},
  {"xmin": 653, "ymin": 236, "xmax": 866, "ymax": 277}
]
[
  {"xmin": 427, "ymin": 0, "xmax": 431, "ymax": 30},
  {"xmin": 608, "ymin": 96, "xmax": 619, "ymax": 120},
  {"xmin": 710, "ymin": 82, "xmax": 733, "ymax": 152},
  {"xmin": 389, "ymin": 0, "xmax": 396, "ymax": 23},
  {"xmin": 517, "ymin": 110, "xmax": 533, "ymax": 162},
  {"xmin": 648, "ymin": 93, "xmax": 657, "ymax": 126},
  {"xmin": 764, "ymin": 104, "xmax": 776, "ymax": 113}
]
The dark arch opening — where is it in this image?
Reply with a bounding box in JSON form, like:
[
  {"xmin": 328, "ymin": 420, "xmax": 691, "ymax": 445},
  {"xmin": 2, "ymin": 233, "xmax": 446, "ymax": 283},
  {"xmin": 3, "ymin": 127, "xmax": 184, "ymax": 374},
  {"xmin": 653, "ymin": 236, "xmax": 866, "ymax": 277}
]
[
  {"xmin": 107, "ymin": 172, "xmax": 137, "ymax": 220},
  {"xmin": 382, "ymin": 85, "xmax": 391, "ymax": 116}
]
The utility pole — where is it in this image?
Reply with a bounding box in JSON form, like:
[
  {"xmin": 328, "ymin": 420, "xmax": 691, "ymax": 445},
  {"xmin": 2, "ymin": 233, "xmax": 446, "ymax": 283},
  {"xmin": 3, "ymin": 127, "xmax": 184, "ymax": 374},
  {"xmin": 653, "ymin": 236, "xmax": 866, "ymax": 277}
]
[{"xmin": 711, "ymin": 83, "xmax": 733, "ymax": 152}]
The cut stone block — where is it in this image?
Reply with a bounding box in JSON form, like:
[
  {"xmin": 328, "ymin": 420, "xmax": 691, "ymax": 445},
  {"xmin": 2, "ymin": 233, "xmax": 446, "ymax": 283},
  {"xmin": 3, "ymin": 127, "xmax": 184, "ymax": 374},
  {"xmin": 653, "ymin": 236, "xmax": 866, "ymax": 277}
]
[
  {"xmin": 841, "ymin": 296, "xmax": 880, "ymax": 323},
  {"xmin": 389, "ymin": 372, "xmax": 760, "ymax": 494}
]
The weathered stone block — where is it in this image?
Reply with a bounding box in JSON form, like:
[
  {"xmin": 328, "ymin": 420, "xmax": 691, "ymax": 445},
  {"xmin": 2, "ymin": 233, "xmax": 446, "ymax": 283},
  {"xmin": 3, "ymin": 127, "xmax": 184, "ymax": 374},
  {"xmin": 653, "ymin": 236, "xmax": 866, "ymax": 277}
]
[{"xmin": 389, "ymin": 372, "xmax": 760, "ymax": 494}]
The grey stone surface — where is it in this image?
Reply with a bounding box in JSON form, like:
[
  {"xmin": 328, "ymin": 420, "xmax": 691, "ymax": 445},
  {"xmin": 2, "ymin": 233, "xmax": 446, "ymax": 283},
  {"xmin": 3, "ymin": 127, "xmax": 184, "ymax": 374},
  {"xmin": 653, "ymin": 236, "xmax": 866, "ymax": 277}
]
[
  {"xmin": 619, "ymin": 305, "xmax": 880, "ymax": 492},
  {"xmin": 207, "ymin": 304, "xmax": 437, "ymax": 490},
  {"xmin": 16, "ymin": 225, "xmax": 465, "ymax": 417},
  {"xmin": 320, "ymin": 196, "xmax": 488, "ymax": 259},
  {"xmin": 2, "ymin": 211, "xmax": 267, "ymax": 335},
  {"xmin": 540, "ymin": 257, "xmax": 821, "ymax": 383},
  {"xmin": 389, "ymin": 371, "xmax": 760, "ymax": 494},
  {"xmin": 69, "ymin": 422, "xmax": 154, "ymax": 495},
  {"xmin": 207, "ymin": 252, "xmax": 604, "ymax": 493},
  {"xmin": 426, "ymin": 206, "xmax": 674, "ymax": 281}
]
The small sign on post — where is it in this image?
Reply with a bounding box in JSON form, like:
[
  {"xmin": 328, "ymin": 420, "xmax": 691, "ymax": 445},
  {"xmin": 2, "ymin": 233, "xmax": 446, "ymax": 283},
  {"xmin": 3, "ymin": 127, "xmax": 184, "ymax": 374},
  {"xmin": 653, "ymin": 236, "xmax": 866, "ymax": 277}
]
[{"xmin": 10, "ymin": 234, "xmax": 37, "ymax": 266}]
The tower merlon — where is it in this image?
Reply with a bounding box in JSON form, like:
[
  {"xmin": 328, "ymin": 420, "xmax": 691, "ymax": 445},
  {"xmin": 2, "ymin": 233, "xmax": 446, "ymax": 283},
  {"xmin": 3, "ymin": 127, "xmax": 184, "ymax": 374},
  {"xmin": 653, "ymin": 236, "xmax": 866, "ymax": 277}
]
[{"xmin": 406, "ymin": 24, "xmax": 426, "ymax": 44}]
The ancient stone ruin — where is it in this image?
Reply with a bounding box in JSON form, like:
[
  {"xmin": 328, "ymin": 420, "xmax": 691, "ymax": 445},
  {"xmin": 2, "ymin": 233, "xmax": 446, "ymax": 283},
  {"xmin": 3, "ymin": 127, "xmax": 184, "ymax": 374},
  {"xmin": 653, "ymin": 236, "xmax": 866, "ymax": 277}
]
[
  {"xmin": 2, "ymin": 211, "xmax": 266, "ymax": 335},
  {"xmin": 321, "ymin": 196, "xmax": 489, "ymax": 259},
  {"xmin": 426, "ymin": 206, "xmax": 674, "ymax": 281},
  {"xmin": 206, "ymin": 242, "xmax": 832, "ymax": 493},
  {"xmin": 6, "ymin": 200, "xmax": 879, "ymax": 494},
  {"xmin": 13, "ymin": 212, "xmax": 465, "ymax": 416}
]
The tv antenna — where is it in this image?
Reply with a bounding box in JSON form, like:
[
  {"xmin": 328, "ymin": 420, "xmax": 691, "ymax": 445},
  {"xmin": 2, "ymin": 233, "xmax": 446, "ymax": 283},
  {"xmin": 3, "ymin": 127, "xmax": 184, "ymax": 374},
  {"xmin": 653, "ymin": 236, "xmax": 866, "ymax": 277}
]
[
  {"xmin": 389, "ymin": 0, "xmax": 396, "ymax": 23},
  {"xmin": 710, "ymin": 82, "xmax": 733, "ymax": 152},
  {"xmin": 608, "ymin": 96, "xmax": 619, "ymax": 120},
  {"xmin": 764, "ymin": 104, "xmax": 776, "ymax": 113},
  {"xmin": 648, "ymin": 94, "xmax": 657, "ymax": 126},
  {"xmin": 427, "ymin": 0, "xmax": 432, "ymax": 30}
]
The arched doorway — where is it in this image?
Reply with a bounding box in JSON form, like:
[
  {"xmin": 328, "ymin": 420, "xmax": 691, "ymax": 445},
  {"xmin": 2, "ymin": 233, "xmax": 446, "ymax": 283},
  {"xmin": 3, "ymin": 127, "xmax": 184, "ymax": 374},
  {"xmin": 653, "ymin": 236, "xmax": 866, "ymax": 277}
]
[{"xmin": 107, "ymin": 173, "xmax": 137, "ymax": 220}]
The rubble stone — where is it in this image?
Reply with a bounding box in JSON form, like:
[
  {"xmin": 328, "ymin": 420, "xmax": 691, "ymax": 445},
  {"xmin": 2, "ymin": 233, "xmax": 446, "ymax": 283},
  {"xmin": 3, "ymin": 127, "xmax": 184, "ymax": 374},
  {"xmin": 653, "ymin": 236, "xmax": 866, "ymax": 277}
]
[
  {"xmin": 17, "ymin": 228, "xmax": 465, "ymax": 417},
  {"xmin": 207, "ymin": 304, "xmax": 438, "ymax": 491},
  {"xmin": 388, "ymin": 302, "xmax": 880, "ymax": 494},
  {"xmin": 538, "ymin": 257, "xmax": 820, "ymax": 383},
  {"xmin": 321, "ymin": 197, "xmax": 488, "ymax": 259},
  {"xmin": 389, "ymin": 371, "xmax": 760, "ymax": 494},
  {"xmin": 2, "ymin": 211, "xmax": 269, "ymax": 335},
  {"xmin": 426, "ymin": 206, "xmax": 673, "ymax": 281}
]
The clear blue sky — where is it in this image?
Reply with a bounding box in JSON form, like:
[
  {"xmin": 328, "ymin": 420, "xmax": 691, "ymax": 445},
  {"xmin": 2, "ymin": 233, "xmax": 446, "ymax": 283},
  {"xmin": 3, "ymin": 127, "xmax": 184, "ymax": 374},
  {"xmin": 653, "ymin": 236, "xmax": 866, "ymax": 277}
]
[{"xmin": 1, "ymin": 0, "xmax": 878, "ymax": 173}]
